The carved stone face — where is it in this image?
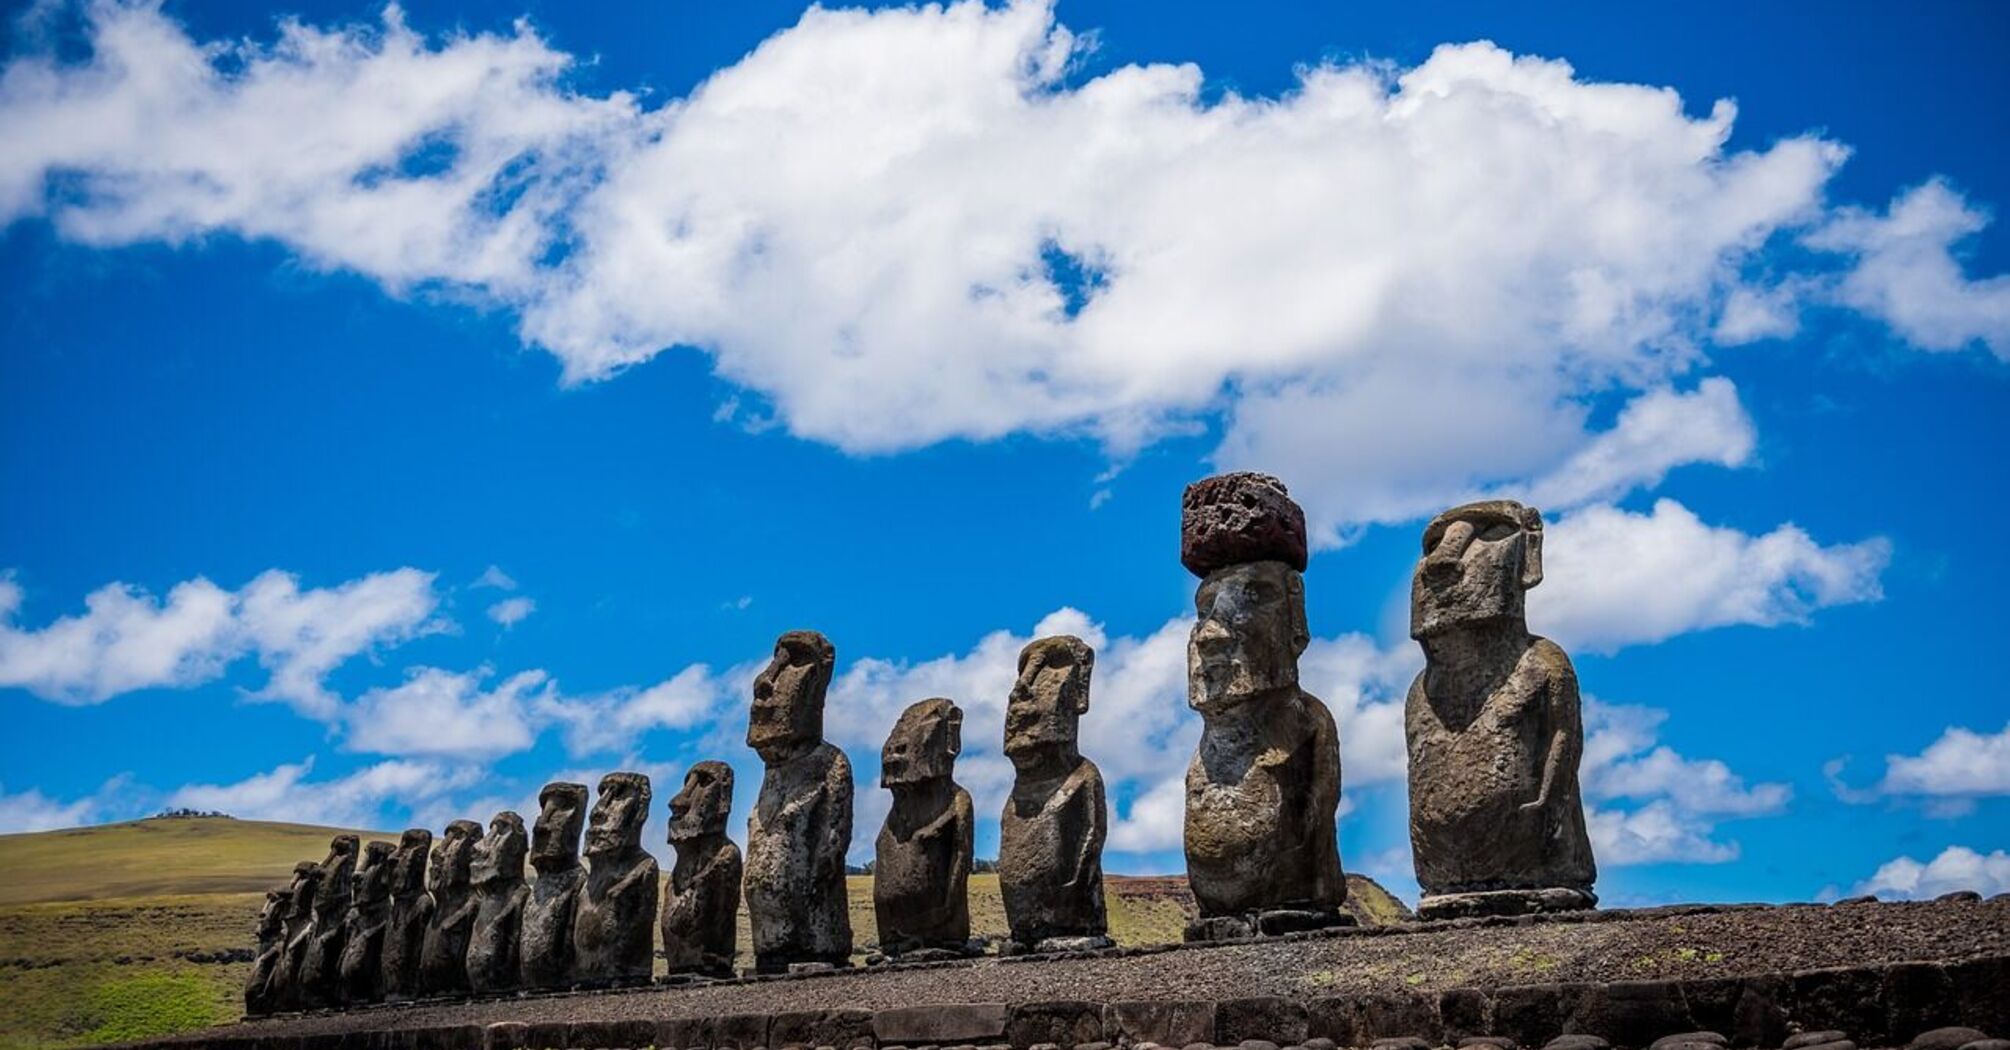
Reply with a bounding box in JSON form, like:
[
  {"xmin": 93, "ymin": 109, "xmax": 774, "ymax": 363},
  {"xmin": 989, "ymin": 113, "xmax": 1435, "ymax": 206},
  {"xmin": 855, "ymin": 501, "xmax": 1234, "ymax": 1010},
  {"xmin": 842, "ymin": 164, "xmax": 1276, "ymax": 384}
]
[
  {"xmin": 1188, "ymin": 560, "xmax": 1309, "ymax": 713},
  {"xmin": 1410, "ymin": 500, "xmax": 1543, "ymax": 640},
  {"xmin": 353, "ymin": 841, "xmax": 396, "ymax": 905},
  {"xmin": 748, "ymin": 630, "xmax": 835, "ymax": 762},
  {"xmin": 258, "ymin": 889, "xmax": 290, "ymax": 939},
  {"xmin": 586, "ymin": 772, "xmax": 651, "ymax": 859},
  {"xmin": 428, "ymin": 820, "xmax": 481, "ymax": 896},
  {"xmin": 285, "ymin": 862, "xmax": 319, "ymax": 922},
  {"xmin": 1005, "ymin": 635, "xmax": 1092, "ymax": 762},
  {"xmin": 669, "ymin": 761, "xmax": 733, "ymax": 842},
  {"xmin": 471, "ymin": 812, "xmax": 526, "ymax": 886},
  {"xmin": 882, "ymin": 697, "xmax": 962, "ymax": 788},
  {"xmin": 391, "ymin": 828, "xmax": 431, "ymax": 897},
  {"xmin": 531, "ymin": 782, "xmax": 588, "ymax": 871},
  {"xmin": 313, "ymin": 835, "xmax": 360, "ymax": 917}
]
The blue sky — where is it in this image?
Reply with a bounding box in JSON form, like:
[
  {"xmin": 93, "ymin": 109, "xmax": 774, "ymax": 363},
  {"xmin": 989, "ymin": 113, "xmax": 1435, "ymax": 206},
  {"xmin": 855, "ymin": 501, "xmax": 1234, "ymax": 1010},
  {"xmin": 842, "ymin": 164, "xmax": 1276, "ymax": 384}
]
[{"xmin": 2, "ymin": 0, "xmax": 2007, "ymax": 908}]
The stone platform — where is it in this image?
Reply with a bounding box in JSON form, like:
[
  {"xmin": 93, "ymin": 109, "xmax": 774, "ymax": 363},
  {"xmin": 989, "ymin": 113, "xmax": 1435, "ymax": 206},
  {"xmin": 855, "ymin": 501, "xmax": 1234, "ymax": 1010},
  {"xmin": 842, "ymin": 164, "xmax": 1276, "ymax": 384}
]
[{"xmin": 107, "ymin": 897, "xmax": 2009, "ymax": 1050}]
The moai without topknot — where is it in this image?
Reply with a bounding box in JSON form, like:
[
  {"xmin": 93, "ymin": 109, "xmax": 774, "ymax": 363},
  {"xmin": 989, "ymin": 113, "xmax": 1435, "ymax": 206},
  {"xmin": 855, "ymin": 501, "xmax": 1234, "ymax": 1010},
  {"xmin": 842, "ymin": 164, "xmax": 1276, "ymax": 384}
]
[
  {"xmin": 380, "ymin": 828, "xmax": 433, "ymax": 1002},
  {"xmin": 337, "ymin": 840, "xmax": 396, "ymax": 1004},
  {"xmin": 744, "ymin": 630, "xmax": 855, "ymax": 973},
  {"xmin": 874, "ymin": 697, "xmax": 975, "ymax": 959},
  {"xmin": 271, "ymin": 861, "xmax": 320, "ymax": 1011},
  {"xmin": 464, "ymin": 811, "xmax": 529, "ymax": 994},
  {"xmin": 296, "ymin": 835, "xmax": 359, "ymax": 1007},
  {"xmin": 999, "ymin": 634, "xmax": 1109, "ymax": 954},
  {"xmin": 661, "ymin": 761, "xmax": 742, "ymax": 979},
  {"xmin": 418, "ymin": 819, "xmax": 481, "ymax": 996},
  {"xmin": 244, "ymin": 886, "xmax": 291, "ymax": 1016},
  {"xmin": 521, "ymin": 781, "xmax": 588, "ymax": 990},
  {"xmin": 573, "ymin": 771, "xmax": 659, "ymax": 987},
  {"xmin": 1407, "ymin": 499, "xmax": 1596, "ymax": 919},
  {"xmin": 1180, "ymin": 472, "xmax": 1350, "ymax": 940}
]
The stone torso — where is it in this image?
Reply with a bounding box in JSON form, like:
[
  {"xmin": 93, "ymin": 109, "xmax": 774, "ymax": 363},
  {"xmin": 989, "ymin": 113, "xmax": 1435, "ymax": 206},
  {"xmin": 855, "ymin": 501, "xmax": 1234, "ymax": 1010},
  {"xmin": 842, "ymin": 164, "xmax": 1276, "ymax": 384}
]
[
  {"xmin": 998, "ymin": 758, "xmax": 1107, "ymax": 943},
  {"xmin": 874, "ymin": 786, "xmax": 973, "ymax": 950},
  {"xmin": 1183, "ymin": 689, "xmax": 1345, "ymax": 916},
  {"xmin": 380, "ymin": 891, "xmax": 432, "ymax": 1000},
  {"xmin": 574, "ymin": 852, "xmax": 660, "ymax": 982},
  {"xmin": 519, "ymin": 865, "xmax": 584, "ymax": 988},
  {"xmin": 418, "ymin": 889, "xmax": 475, "ymax": 994},
  {"xmin": 337, "ymin": 901, "xmax": 388, "ymax": 1004},
  {"xmin": 662, "ymin": 837, "xmax": 741, "ymax": 975},
  {"xmin": 745, "ymin": 742, "xmax": 853, "ymax": 965},
  {"xmin": 464, "ymin": 882, "xmax": 527, "ymax": 993}
]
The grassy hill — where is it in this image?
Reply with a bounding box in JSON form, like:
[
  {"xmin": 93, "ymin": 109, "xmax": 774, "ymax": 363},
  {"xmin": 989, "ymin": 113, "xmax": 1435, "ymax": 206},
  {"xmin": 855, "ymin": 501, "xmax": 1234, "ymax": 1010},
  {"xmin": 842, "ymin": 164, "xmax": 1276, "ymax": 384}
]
[{"xmin": 0, "ymin": 817, "xmax": 1411, "ymax": 1049}]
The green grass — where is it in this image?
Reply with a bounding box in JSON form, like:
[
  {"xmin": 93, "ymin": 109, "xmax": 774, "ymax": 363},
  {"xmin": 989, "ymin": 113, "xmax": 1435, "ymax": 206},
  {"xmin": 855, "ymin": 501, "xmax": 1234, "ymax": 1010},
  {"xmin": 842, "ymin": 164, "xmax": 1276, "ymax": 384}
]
[{"xmin": 0, "ymin": 818, "xmax": 384, "ymax": 906}]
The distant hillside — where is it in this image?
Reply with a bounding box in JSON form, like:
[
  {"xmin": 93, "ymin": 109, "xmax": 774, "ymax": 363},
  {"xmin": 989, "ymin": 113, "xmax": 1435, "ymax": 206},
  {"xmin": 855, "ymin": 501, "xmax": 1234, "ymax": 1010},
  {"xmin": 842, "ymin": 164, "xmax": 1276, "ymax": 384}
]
[{"xmin": 0, "ymin": 817, "xmax": 389, "ymax": 906}]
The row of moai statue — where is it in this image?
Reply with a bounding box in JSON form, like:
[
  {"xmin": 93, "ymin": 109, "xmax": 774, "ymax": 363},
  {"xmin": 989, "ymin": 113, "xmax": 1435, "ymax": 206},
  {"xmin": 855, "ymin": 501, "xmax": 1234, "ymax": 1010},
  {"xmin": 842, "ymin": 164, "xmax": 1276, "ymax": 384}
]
[{"xmin": 247, "ymin": 471, "xmax": 1599, "ymax": 1013}]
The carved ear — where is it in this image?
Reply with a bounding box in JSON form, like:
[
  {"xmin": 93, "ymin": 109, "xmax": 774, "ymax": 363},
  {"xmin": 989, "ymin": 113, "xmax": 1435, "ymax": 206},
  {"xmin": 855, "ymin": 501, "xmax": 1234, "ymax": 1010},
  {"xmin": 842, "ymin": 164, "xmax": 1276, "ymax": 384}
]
[
  {"xmin": 1075, "ymin": 644, "xmax": 1095, "ymax": 715},
  {"xmin": 944, "ymin": 704, "xmax": 964, "ymax": 757},
  {"xmin": 1287, "ymin": 571, "xmax": 1310, "ymax": 656},
  {"xmin": 1520, "ymin": 505, "xmax": 1545, "ymax": 590}
]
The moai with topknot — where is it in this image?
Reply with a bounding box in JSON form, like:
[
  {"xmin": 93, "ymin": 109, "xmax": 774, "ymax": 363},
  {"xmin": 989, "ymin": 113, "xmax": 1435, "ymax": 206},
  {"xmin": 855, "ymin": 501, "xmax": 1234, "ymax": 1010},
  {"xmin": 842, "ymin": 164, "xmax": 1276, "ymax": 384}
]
[
  {"xmin": 999, "ymin": 634, "xmax": 1109, "ymax": 954},
  {"xmin": 465, "ymin": 811, "xmax": 529, "ymax": 994},
  {"xmin": 744, "ymin": 630, "xmax": 855, "ymax": 973},
  {"xmin": 337, "ymin": 840, "xmax": 395, "ymax": 1004},
  {"xmin": 296, "ymin": 835, "xmax": 359, "ymax": 1006},
  {"xmin": 521, "ymin": 781, "xmax": 588, "ymax": 990},
  {"xmin": 244, "ymin": 887, "xmax": 291, "ymax": 1016},
  {"xmin": 873, "ymin": 698, "xmax": 975, "ymax": 960},
  {"xmin": 1407, "ymin": 499, "xmax": 1597, "ymax": 919},
  {"xmin": 1180, "ymin": 472, "xmax": 1350, "ymax": 940},
  {"xmin": 380, "ymin": 828, "xmax": 433, "ymax": 1002},
  {"xmin": 419, "ymin": 819, "xmax": 481, "ymax": 996},
  {"xmin": 661, "ymin": 761, "xmax": 742, "ymax": 979},
  {"xmin": 573, "ymin": 771, "xmax": 659, "ymax": 987}
]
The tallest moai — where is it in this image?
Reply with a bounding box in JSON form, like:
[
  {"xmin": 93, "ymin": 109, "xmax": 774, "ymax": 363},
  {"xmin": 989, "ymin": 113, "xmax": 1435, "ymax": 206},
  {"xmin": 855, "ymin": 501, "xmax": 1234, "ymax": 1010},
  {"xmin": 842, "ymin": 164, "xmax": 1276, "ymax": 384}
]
[{"xmin": 1179, "ymin": 472, "xmax": 1350, "ymax": 940}]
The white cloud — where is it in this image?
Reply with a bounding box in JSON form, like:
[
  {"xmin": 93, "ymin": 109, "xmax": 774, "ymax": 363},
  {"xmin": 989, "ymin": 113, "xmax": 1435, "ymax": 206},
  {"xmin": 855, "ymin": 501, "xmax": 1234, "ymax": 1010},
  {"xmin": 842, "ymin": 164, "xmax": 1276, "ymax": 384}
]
[
  {"xmin": 1852, "ymin": 845, "xmax": 2010, "ymax": 900},
  {"xmin": 472, "ymin": 566, "xmax": 519, "ymax": 591},
  {"xmin": 1586, "ymin": 800, "xmax": 1740, "ymax": 866},
  {"xmin": 1579, "ymin": 699, "xmax": 1791, "ymax": 866},
  {"xmin": 0, "ymin": 568, "xmax": 442, "ymax": 714},
  {"xmin": 166, "ymin": 757, "xmax": 485, "ymax": 831},
  {"xmin": 540, "ymin": 664, "xmax": 736, "ymax": 758},
  {"xmin": 10, "ymin": 4, "xmax": 1998, "ymax": 538},
  {"xmin": 1809, "ymin": 180, "xmax": 2010, "ymax": 359},
  {"xmin": 1531, "ymin": 499, "xmax": 1889, "ymax": 653},
  {"xmin": 0, "ymin": 777, "xmax": 132, "ymax": 833},
  {"xmin": 1828, "ymin": 721, "xmax": 2010, "ymax": 816},
  {"xmin": 1517, "ymin": 379, "xmax": 1755, "ymax": 511},
  {"xmin": 486, "ymin": 596, "xmax": 535, "ymax": 627},
  {"xmin": 342, "ymin": 666, "xmax": 549, "ymax": 759}
]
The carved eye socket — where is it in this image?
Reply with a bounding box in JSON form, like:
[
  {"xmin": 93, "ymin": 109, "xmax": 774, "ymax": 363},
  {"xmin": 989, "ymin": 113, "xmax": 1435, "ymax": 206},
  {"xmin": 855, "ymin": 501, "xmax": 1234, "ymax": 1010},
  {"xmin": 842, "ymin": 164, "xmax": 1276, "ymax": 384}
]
[
  {"xmin": 1477, "ymin": 522, "xmax": 1516, "ymax": 542},
  {"xmin": 1246, "ymin": 580, "xmax": 1277, "ymax": 603}
]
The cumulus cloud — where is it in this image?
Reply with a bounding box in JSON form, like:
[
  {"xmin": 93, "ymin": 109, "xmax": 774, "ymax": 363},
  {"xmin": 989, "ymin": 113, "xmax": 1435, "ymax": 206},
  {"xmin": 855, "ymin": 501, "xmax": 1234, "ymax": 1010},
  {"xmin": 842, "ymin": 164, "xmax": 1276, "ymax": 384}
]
[
  {"xmin": 165, "ymin": 756, "xmax": 486, "ymax": 831},
  {"xmin": 0, "ymin": 568, "xmax": 443, "ymax": 714},
  {"xmin": 1809, "ymin": 180, "xmax": 2010, "ymax": 359},
  {"xmin": 7, "ymin": 3, "xmax": 1998, "ymax": 537},
  {"xmin": 0, "ymin": 776, "xmax": 133, "ymax": 833},
  {"xmin": 1578, "ymin": 699, "xmax": 1790, "ymax": 866},
  {"xmin": 1852, "ymin": 845, "xmax": 2010, "ymax": 900},
  {"xmin": 539, "ymin": 664, "xmax": 738, "ymax": 759},
  {"xmin": 341, "ymin": 666, "xmax": 550, "ymax": 759},
  {"xmin": 1530, "ymin": 499, "xmax": 1889, "ymax": 653},
  {"xmin": 1827, "ymin": 721, "xmax": 2010, "ymax": 817},
  {"xmin": 486, "ymin": 596, "xmax": 535, "ymax": 627}
]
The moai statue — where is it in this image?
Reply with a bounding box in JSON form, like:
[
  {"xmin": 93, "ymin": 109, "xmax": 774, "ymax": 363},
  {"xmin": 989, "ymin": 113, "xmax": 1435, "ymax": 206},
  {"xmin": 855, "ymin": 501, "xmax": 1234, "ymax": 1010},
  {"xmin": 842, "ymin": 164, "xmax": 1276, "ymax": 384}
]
[
  {"xmin": 520, "ymin": 782, "xmax": 588, "ymax": 990},
  {"xmin": 296, "ymin": 835, "xmax": 359, "ymax": 1006},
  {"xmin": 999, "ymin": 635, "xmax": 1110, "ymax": 954},
  {"xmin": 745, "ymin": 630, "xmax": 855, "ymax": 973},
  {"xmin": 380, "ymin": 828, "xmax": 433, "ymax": 1002},
  {"xmin": 271, "ymin": 861, "xmax": 320, "ymax": 1011},
  {"xmin": 418, "ymin": 819, "xmax": 481, "ymax": 996},
  {"xmin": 1180, "ymin": 472, "xmax": 1349, "ymax": 941},
  {"xmin": 874, "ymin": 698, "xmax": 975, "ymax": 959},
  {"xmin": 244, "ymin": 887, "xmax": 291, "ymax": 1016},
  {"xmin": 464, "ymin": 811, "xmax": 529, "ymax": 995},
  {"xmin": 661, "ymin": 761, "xmax": 742, "ymax": 979},
  {"xmin": 573, "ymin": 772, "xmax": 660, "ymax": 987},
  {"xmin": 1407, "ymin": 499, "xmax": 1597, "ymax": 919},
  {"xmin": 337, "ymin": 840, "xmax": 396, "ymax": 1004}
]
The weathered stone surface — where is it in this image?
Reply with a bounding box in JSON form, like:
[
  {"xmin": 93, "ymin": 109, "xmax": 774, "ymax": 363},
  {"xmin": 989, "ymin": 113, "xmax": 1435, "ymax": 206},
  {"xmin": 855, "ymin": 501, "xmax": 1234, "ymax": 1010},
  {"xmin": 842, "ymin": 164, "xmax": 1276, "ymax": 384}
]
[
  {"xmin": 1181, "ymin": 472, "xmax": 1308, "ymax": 578},
  {"xmin": 1543, "ymin": 1038, "xmax": 1611, "ymax": 1050},
  {"xmin": 1648, "ymin": 1034, "xmax": 1724, "ymax": 1050},
  {"xmin": 1106, "ymin": 1001, "xmax": 1216, "ymax": 1048},
  {"xmin": 1783, "ymin": 1033, "xmax": 1849, "ymax": 1049},
  {"xmin": 653, "ymin": 1014, "xmax": 717, "ymax": 1050},
  {"xmin": 297, "ymin": 835, "xmax": 359, "ymax": 1008},
  {"xmin": 1008, "ymin": 1001, "xmax": 1106, "ymax": 1048},
  {"xmin": 1218, "ymin": 998, "xmax": 1310, "ymax": 1046},
  {"xmin": 1956, "ymin": 1041, "xmax": 2010, "ymax": 1050},
  {"xmin": 876, "ymin": 698, "xmax": 975, "ymax": 957},
  {"xmin": 1183, "ymin": 542, "xmax": 1346, "ymax": 933},
  {"xmin": 771, "ymin": 1008, "xmax": 875, "ymax": 1049},
  {"xmin": 337, "ymin": 839, "xmax": 396, "ymax": 1003},
  {"xmin": 1728, "ymin": 976, "xmax": 1791, "ymax": 1049},
  {"xmin": 245, "ymin": 886, "xmax": 292, "ymax": 1015},
  {"xmin": 1948, "ymin": 955, "xmax": 2010, "ymax": 1032},
  {"xmin": 465, "ymin": 811, "xmax": 529, "ymax": 994},
  {"xmin": 574, "ymin": 771, "xmax": 658, "ymax": 985},
  {"xmin": 1440, "ymin": 988, "xmax": 1491, "ymax": 1042},
  {"xmin": 1884, "ymin": 963, "xmax": 1955, "ymax": 1046},
  {"xmin": 566, "ymin": 1020, "xmax": 658, "ymax": 1049},
  {"xmin": 1564, "ymin": 979, "xmax": 1691, "ymax": 1045},
  {"xmin": 1408, "ymin": 501, "xmax": 1596, "ymax": 917},
  {"xmin": 1909, "ymin": 1029, "xmax": 1989, "ymax": 1050},
  {"xmin": 1373, "ymin": 1038, "xmax": 1434, "ymax": 1050},
  {"xmin": 663, "ymin": 760, "xmax": 742, "ymax": 978},
  {"xmin": 419, "ymin": 819, "xmax": 482, "ymax": 996},
  {"xmin": 520, "ymin": 781, "xmax": 587, "ymax": 990},
  {"xmin": 746, "ymin": 631, "xmax": 854, "ymax": 972},
  {"xmin": 1935, "ymin": 890, "xmax": 1983, "ymax": 904},
  {"xmin": 482, "ymin": 1022, "xmax": 531, "ymax": 1050},
  {"xmin": 1462, "ymin": 1038, "xmax": 1518, "ymax": 1050},
  {"xmin": 1794, "ymin": 967, "xmax": 1885, "ymax": 1044},
  {"xmin": 382, "ymin": 828, "xmax": 433, "ymax": 1002},
  {"xmin": 1492, "ymin": 985, "xmax": 1572, "ymax": 1048},
  {"xmin": 1000, "ymin": 636, "xmax": 1108, "ymax": 952},
  {"xmin": 875, "ymin": 1004, "xmax": 1011, "ymax": 1045}
]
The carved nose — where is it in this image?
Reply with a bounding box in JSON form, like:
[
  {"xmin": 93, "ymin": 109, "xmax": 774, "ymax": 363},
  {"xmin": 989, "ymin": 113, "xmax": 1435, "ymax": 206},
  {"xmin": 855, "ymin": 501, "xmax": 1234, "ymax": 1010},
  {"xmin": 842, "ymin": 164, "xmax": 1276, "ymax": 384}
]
[{"xmin": 1424, "ymin": 520, "xmax": 1475, "ymax": 580}]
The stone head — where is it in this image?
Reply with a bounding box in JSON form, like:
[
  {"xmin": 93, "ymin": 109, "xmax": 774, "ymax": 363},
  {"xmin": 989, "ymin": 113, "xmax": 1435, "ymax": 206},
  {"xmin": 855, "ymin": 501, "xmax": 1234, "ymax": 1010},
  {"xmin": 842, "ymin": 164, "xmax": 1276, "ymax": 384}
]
[
  {"xmin": 748, "ymin": 630, "xmax": 835, "ymax": 762},
  {"xmin": 669, "ymin": 761, "xmax": 734, "ymax": 842},
  {"xmin": 1188, "ymin": 559, "xmax": 1309, "ymax": 714},
  {"xmin": 1410, "ymin": 499, "xmax": 1543, "ymax": 640},
  {"xmin": 1005, "ymin": 635, "xmax": 1093, "ymax": 765},
  {"xmin": 586, "ymin": 772, "xmax": 651, "ymax": 860},
  {"xmin": 391, "ymin": 828, "xmax": 432, "ymax": 897},
  {"xmin": 313, "ymin": 835, "xmax": 360, "ymax": 917},
  {"xmin": 353, "ymin": 840, "xmax": 396, "ymax": 905},
  {"xmin": 285, "ymin": 862, "xmax": 320, "ymax": 922},
  {"xmin": 531, "ymin": 781, "xmax": 588, "ymax": 872},
  {"xmin": 428, "ymin": 820, "xmax": 481, "ymax": 896},
  {"xmin": 258, "ymin": 888, "xmax": 290, "ymax": 939},
  {"xmin": 882, "ymin": 697, "xmax": 962, "ymax": 788},
  {"xmin": 471, "ymin": 812, "xmax": 526, "ymax": 887}
]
